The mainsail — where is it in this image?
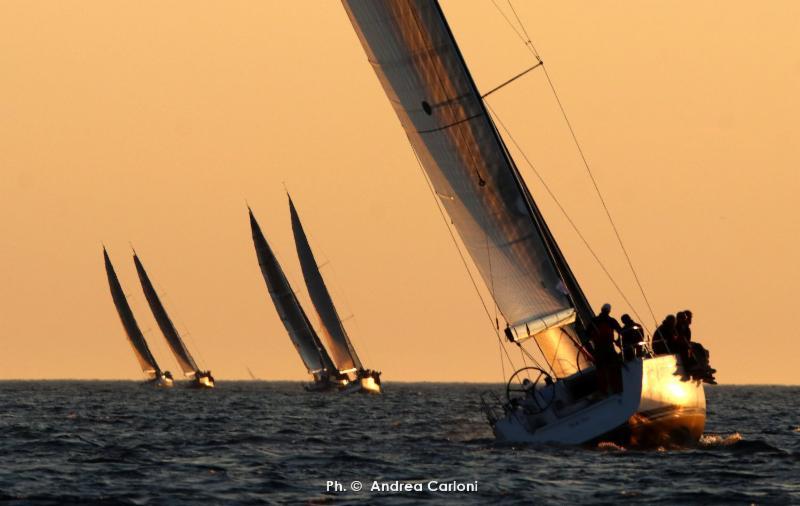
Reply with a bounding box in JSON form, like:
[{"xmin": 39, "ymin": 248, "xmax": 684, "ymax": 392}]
[
  {"xmin": 103, "ymin": 248, "xmax": 160, "ymax": 379},
  {"xmin": 288, "ymin": 196, "xmax": 363, "ymax": 372},
  {"xmin": 341, "ymin": 0, "xmax": 594, "ymax": 341},
  {"xmin": 249, "ymin": 208, "xmax": 337, "ymax": 374},
  {"xmin": 133, "ymin": 253, "xmax": 199, "ymax": 377}
]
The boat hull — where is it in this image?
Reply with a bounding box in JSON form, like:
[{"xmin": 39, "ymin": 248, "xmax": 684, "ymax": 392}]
[
  {"xmin": 493, "ymin": 355, "xmax": 705, "ymax": 447},
  {"xmin": 340, "ymin": 372, "xmax": 382, "ymax": 394},
  {"xmin": 304, "ymin": 371, "xmax": 382, "ymax": 394},
  {"xmin": 144, "ymin": 374, "xmax": 174, "ymax": 388},
  {"xmin": 304, "ymin": 377, "xmax": 346, "ymax": 392},
  {"xmin": 189, "ymin": 374, "xmax": 215, "ymax": 389}
]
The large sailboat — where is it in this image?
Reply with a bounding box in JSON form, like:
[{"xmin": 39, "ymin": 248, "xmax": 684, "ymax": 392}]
[
  {"xmin": 133, "ymin": 252, "xmax": 215, "ymax": 388},
  {"xmin": 103, "ymin": 247, "xmax": 174, "ymax": 387},
  {"xmin": 248, "ymin": 208, "xmax": 346, "ymax": 391},
  {"xmin": 342, "ymin": 0, "xmax": 706, "ymax": 445},
  {"xmin": 289, "ymin": 195, "xmax": 381, "ymax": 394}
]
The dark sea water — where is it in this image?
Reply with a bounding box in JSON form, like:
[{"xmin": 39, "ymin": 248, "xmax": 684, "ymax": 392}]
[{"xmin": 0, "ymin": 382, "xmax": 797, "ymax": 505}]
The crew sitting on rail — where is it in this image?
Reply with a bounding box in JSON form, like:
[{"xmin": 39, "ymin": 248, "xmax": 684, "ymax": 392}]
[
  {"xmin": 652, "ymin": 314, "xmax": 677, "ymax": 355},
  {"xmin": 676, "ymin": 310, "xmax": 717, "ymax": 384}
]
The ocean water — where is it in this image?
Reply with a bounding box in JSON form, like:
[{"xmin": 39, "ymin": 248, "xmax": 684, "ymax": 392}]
[{"xmin": 0, "ymin": 382, "xmax": 797, "ymax": 505}]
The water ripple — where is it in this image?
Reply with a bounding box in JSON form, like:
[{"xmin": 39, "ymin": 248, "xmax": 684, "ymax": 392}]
[{"xmin": 0, "ymin": 382, "xmax": 797, "ymax": 504}]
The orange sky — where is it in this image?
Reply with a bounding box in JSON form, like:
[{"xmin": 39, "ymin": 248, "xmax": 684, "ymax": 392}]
[{"xmin": 1, "ymin": 1, "xmax": 798, "ymax": 384}]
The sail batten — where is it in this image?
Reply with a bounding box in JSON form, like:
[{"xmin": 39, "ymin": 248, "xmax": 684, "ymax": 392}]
[
  {"xmin": 342, "ymin": 0, "xmax": 580, "ymax": 331},
  {"xmin": 249, "ymin": 209, "xmax": 337, "ymax": 375},
  {"xmin": 103, "ymin": 248, "xmax": 160, "ymax": 379},
  {"xmin": 133, "ymin": 254, "xmax": 199, "ymax": 376},
  {"xmin": 289, "ymin": 197, "xmax": 363, "ymax": 372}
]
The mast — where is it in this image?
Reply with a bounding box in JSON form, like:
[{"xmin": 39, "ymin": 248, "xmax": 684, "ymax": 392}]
[
  {"xmin": 133, "ymin": 252, "xmax": 200, "ymax": 377},
  {"xmin": 103, "ymin": 247, "xmax": 161, "ymax": 379},
  {"xmin": 248, "ymin": 208, "xmax": 338, "ymax": 375},
  {"xmin": 433, "ymin": 1, "xmax": 595, "ymax": 328},
  {"xmin": 341, "ymin": 0, "xmax": 594, "ymax": 374},
  {"xmin": 288, "ymin": 195, "xmax": 363, "ymax": 372}
]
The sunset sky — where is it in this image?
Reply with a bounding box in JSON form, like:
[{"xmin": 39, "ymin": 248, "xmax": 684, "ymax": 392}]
[{"xmin": 1, "ymin": 1, "xmax": 798, "ymax": 384}]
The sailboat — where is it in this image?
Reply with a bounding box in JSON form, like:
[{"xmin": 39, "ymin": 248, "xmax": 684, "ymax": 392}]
[
  {"xmin": 289, "ymin": 195, "xmax": 381, "ymax": 394},
  {"xmin": 342, "ymin": 1, "xmax": 706, "ymax": 445},
  {"xmin": 133, "ymin": 252, "xmax": 215, "ymax": 388},
  {"xmin": 248, "ymin": 208, "xmax": 346, "ymax": 391},
  {"xmin": 103, "ymin": 247, "xmax": 174, "ymax": 387}
]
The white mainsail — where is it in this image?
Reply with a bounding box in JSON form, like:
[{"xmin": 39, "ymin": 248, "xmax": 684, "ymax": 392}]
[
  {"xmin": 249, "ymin": 208, "xmax": 337, "ymax": 375},
  {"xmin": 103, "ymin": 248, "xmax": 161, "ymax": 379},
  {"xmin": 289, "ymin": 196, "xmax": 363, "ymax": 373},
  {"xmin": 133, "ymin": 253, "xmax": 200, "ymax": 377},
  {"xmin": 341, "ymin": 0, "xmax": 592, "ymax": 339}
]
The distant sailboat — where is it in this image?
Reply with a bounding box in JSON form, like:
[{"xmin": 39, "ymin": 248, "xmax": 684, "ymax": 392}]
[
  {"xmin": 343, "ymin": 0, "xmax": 706, "ymax": 445},
  {"xmin": 288, "ymin": 195, "xmax": 381, "ymax": 393},
  {"xmin": 103, "ymin": 247, "xmax": 173, "ymax": 387},
  {"xmin": 133, "ymin": 252, "xmax": 215, "ymax": 388},
  {"xmin": 248, "ymin": 208, "xmax": 344, "ymax": 391}
]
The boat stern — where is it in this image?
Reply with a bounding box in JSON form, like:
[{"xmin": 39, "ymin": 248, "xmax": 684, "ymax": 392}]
[
  {"xmin": 624, "ymin": 354, "xmax": 706, "ymax": 447},
  {"xmin": 191, "ymin": 371, "xmax": 215, "ymax": 389}
]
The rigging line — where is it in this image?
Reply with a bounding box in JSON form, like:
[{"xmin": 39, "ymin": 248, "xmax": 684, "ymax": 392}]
[
  {"xmin": 485, "ymin": 102, "xmax": 649, "ymax": 330},
  {"xmin": 302, "ymin": 225, "xmax": 366, "ymax": 367},
  {"xmin": 502, "ymin": 0, "xmax": 659, "ymax": 330},
  {"xmin": 407, "ymin": 138, "xmax": 517, "ymax": 377},
  {"xmin": 160, "ymin": 289, "xmax": 207, "ymax": 371},
  {"xmin": 541, "ymin": 63, "xmax": 658, "ymax": 329},
  {"xmin": 506, "ymin": 0, "xmax": 539, "ymax": 59},
  {"xmin": 490, "ymin": 0, "xmax": 529, "ymax": 49},
  {"xmin": 480, "ymin": 61, "xmax": 543, "ymax": 99},
  {"xmin": 497, "ymin": 338, "xmax": 506, "ymax": 384}
]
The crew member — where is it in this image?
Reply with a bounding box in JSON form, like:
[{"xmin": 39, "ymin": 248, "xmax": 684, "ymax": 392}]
[
  {"xmin": 588, "ymin": 303, "xmax": 622, "ymax": 394},
  {"xmin": 619, "ymin": 314, "xmax": 644, "ymax": 361}
]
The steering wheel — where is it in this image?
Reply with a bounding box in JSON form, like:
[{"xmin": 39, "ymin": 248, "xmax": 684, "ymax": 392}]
[{"xmin": 505, "ymin": 366, "xmax": 555, "ymax": 414}]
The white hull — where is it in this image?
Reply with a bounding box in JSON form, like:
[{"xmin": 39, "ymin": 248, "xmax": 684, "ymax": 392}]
[
  {"xmin": 145, "ymin": 374, "xmax": 174, "ymax": 388},
  {"xmin": 189, "ymin": 374, "xmax": 215, "ymax": 389},
  {"xmin": 305, "ymin": 371, "xmax": 382, "ymax": 394},
  {"xmin": 340, "ymin": 375, "xmax": 382, "ymax": 394},
  {"xmin": 493, "ymin": 355, "xmax": 705, "ymax": 446}
]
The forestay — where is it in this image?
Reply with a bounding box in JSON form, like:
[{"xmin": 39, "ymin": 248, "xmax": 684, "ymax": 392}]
[
  {"xmin": 249, "ymin": 209, "xmax": 337, "ymax": 374},
  {"xmin": 289, "ymin": 196, "xmax": 363, "ymax": 373},
  {"xmin": 103, "ymin": 248, "xmax": 160, "ymax": 379},
  {"xmin": 133, "ymin": 254, "xmax": 199, "ymax": 377},
  {"xmin": 341, "ymin": 0, "xmax": 578, "ymax": 336}
]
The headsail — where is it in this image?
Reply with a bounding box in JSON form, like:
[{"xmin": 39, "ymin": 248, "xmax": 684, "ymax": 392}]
[
  {"xmin": 133, "ymin": 253, "xmax": 199, "ymax": 377},
  {"xmin": 289, "ymin": 196, "xmax": 363, "ymax": 372},
  {"xmin": 103, "ymin": 248, "xmax": 160, "ymax": 379},
  {"xmin": 341, "ymin": 0, "xmax": 593, "ymax": 341},
  {"xmin": 248, "ymin": 208, "xmax": 337, "ymax": 374}
]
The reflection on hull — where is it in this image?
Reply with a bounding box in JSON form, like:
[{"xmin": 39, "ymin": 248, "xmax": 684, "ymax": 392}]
[
  {"xmin": 144, "ymin": 373, "xmax": 174, "ymax": 388},
  {"xmin": 189, "ymin": 373, "xmax": 215, "ymax": 389},
  {"xmin": 598, "ymin": 405, "xmax": 706, "ymax": 448},
  {"xmin": 492, "ymin": 355, "xmax": 706, "ymax": 447},
  {"xmin": 341, "ymin": 371, "xmax": 382, "ymax": 394},
  {"xmin": 304, "ymin": 370, "xmax": 382, "ymax": 394}
]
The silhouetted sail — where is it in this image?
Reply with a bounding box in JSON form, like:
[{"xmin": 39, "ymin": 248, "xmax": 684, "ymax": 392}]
[
  {"xmin": 103, "ymin": 248, "xmax": 160, "ymax": 379},
  {"xmin": 249, "ymin": 209, "xmax": 337, "ymax": 374},
  {"xmin": 289, "ymin": 197, "xmax": 363, "ymax": 372},
  {"xmin": 342, "ymin": 0, "xmax": 593, "ymax": 372},
  {"xmin": 133, "ymin": 253, "xmax": 199, "ymax": 377}
]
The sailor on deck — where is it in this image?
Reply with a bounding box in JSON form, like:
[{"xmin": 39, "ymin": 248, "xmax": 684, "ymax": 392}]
[
  {"xmin": 619, "ymin": 314, "xmax": 644, "ymax": 361},
  {"xmin": 589, "ymin": 303, "xmax": 623, "ymax": 394}
]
